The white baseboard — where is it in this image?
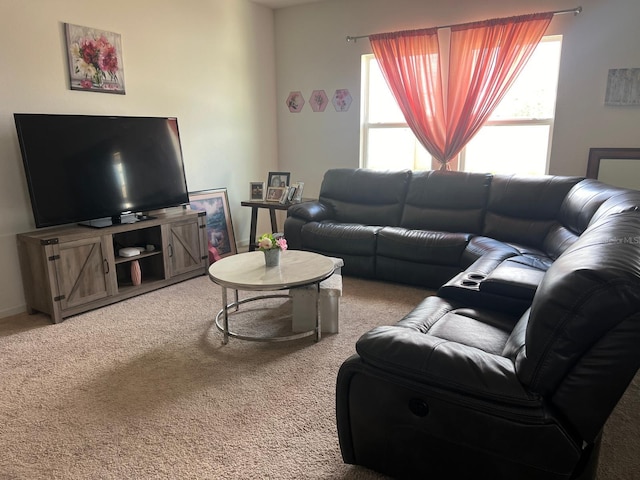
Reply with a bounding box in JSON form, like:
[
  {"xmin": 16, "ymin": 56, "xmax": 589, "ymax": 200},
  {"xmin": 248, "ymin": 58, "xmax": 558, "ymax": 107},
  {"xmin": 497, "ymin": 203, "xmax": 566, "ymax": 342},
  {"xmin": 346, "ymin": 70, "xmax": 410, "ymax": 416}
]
[{"xmin": 0, "ymin": 304, "xmax": 28, "ymax": 319}]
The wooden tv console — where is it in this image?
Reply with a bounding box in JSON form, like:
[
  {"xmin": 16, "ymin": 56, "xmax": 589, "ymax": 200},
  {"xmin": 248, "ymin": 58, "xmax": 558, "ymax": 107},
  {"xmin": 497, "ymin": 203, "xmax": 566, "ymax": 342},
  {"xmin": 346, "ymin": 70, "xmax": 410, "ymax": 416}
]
[{"xmin": 17, "ymin": 209, "xmax": 208, "ymax": 324}]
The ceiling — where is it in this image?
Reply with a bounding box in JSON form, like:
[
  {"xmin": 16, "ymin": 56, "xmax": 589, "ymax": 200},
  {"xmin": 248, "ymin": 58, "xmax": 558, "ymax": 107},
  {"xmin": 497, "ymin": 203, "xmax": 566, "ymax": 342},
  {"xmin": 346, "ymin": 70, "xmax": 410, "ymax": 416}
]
[{"xmin": 251, "ymin": 0, "xmax": 327, "ymax": 9}]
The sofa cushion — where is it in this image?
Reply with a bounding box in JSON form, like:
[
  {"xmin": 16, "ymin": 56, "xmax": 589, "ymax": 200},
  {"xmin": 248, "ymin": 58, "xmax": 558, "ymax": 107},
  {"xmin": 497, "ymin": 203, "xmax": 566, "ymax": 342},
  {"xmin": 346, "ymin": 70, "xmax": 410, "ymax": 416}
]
[
  {"xmin": 483, "ymin": 174, "xmax": 582, "ymax": 251},
  {"xmin": 395, "ymin": 297, "xmax": 516, "ymax": 355},
  {"xmin": 377, "ymin": 227, "xmax": 471, "ymax": 265},
  {"xmin": 461, "ymin": 236, "xmax": 519, "ymax": 273},
  {"xmin": 558, "ymin": 179, "xmax": 629, "ymax": 235},
  {"xmin": 355, "ymin": 296, "xmax": 532, "ymax": 402},
  {"xmin": 287, "ymin": 201, "xmax": 334, "ymax": 222},
  {"xmin": 318, "ymin": 168, "xmax": 411, "ymax": 226},
  {"xmin": 417, "ymin": 307, "xmax": 512, "ymax": 356},
  {"xmin": 542, "ymin": 179, "xmax": 637, "ymax": 259},
  {"xmin": 541, "ymin": 224, "xmax": 581, "ymax": 260},
  {"xmin": 300, "ymin": 221, "xmax": 382, "ymax": 278},
  {"xmin": 400, "ymin": 170, "xmax": 491, "ymax": 233},
  {"xmin": 301, "ymin": 221, "xmax": 381, "ymax": 255},
  {"xmin": 375, "ymin": 227, "xmax": 471, "ymax": 287},
  {"xmin": 588, "ymin": 188, "xmax": 640, "ymax": 226}
]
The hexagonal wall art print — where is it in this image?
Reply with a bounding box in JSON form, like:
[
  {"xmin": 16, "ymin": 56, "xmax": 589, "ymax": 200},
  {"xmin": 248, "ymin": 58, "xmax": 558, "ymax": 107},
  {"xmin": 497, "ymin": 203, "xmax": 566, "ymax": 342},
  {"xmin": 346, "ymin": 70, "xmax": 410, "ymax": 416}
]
[
  {"xmin": 332, "ymin": 89, "xmax": 352, "ymax": 112},
  {"xmin": 286, "ymin": 91, "xmax": 304, "ymax": 113},
  {"xmin": 310, "ymin": 90, "xmax": 328, "ymax": 112}
]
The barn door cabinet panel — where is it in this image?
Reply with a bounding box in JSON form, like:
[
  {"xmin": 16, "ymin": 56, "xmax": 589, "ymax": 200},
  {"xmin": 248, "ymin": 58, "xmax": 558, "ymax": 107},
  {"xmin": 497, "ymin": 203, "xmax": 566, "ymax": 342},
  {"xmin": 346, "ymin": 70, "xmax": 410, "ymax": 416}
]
[
  {"xmin": 163, "ymin": 215, "xmax": 208, "ymax": 278},
  {"xmin": 53, "ymin": 235, "xmax": 116, "ymax": 311},
  {"xmin": 17, "ymin": 209, "xmax": 208, "ymax": 324}
]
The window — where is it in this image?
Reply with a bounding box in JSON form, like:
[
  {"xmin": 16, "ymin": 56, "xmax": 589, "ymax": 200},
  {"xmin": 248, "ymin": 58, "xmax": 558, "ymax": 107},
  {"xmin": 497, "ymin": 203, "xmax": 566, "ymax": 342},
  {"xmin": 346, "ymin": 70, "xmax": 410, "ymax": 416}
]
[{"xmin": 360, "ymin": 36, "xmax": 562, "ymax": 175}]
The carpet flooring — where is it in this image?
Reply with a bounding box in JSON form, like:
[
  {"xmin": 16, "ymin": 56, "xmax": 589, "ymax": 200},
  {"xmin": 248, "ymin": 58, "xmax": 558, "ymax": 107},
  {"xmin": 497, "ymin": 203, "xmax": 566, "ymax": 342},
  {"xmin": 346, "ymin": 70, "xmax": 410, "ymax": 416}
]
[{"xmin": 0, "ymin": 275, "xmax": 638, "ymax": 479}]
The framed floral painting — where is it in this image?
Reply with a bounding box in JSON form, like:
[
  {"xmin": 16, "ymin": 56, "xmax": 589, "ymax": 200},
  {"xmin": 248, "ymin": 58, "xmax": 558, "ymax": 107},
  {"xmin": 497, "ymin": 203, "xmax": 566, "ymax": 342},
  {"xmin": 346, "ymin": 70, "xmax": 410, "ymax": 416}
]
[{"xmin": 64, "ymin": 23, "xmax": 126, "ymax": 94}]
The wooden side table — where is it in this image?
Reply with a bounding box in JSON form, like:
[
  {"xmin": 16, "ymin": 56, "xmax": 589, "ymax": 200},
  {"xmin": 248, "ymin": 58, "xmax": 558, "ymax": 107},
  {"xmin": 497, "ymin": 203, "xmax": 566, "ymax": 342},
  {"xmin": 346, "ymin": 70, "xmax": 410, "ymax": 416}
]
[{"xmin": 241, "ymin": 198, "xmax": 313, "ymax": 251}]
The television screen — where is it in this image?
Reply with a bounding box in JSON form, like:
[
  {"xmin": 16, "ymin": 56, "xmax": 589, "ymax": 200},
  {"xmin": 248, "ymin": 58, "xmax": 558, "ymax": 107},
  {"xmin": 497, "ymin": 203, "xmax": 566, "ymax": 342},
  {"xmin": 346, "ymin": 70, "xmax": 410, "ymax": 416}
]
[{"xmin": 14, "ymin": 114, "xmax": 190, "ymax": 228}]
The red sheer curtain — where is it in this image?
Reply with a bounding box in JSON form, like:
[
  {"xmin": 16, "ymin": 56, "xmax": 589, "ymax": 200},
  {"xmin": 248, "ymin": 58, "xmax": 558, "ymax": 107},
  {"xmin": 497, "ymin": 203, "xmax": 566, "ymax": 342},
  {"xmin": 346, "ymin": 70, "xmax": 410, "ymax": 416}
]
[
  {"xmin": 370, "ymin": 13, "xmax": 553, "ymax": 170},
  {"xmin": 369, "ymin": 28, "xmax": 446, "ymax": 164}
]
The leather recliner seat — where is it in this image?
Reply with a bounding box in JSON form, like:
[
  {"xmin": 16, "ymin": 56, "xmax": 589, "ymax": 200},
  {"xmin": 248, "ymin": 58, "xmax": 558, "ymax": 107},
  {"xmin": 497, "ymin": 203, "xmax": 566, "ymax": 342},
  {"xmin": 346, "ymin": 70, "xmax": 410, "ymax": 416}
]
[{"xmin": 336, "ymin": 209, "xmax": 640, "ymax": 479}]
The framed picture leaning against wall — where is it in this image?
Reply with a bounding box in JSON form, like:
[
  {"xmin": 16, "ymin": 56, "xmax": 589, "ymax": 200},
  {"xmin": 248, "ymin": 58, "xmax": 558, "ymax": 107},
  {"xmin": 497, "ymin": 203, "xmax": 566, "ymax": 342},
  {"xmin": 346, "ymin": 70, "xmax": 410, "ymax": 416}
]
[{"xmin": 188, "ymin": 188, "xmax": 237, "ymax": 263}]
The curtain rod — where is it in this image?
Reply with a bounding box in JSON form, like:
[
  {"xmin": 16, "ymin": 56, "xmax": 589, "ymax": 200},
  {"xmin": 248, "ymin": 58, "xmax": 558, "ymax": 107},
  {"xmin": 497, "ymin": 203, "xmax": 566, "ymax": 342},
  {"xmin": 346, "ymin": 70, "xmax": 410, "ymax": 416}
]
[{"xmin": 345, "ymin": 6, "xmax": 582, "ymax": 43}]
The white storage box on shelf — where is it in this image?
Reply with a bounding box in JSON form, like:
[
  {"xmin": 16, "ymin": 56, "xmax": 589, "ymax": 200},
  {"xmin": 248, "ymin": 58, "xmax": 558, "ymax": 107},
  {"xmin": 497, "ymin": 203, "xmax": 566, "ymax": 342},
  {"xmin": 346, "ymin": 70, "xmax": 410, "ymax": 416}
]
[{"xmin": 291, "ymin": 257, "xmax": 343, "ymax": 333}]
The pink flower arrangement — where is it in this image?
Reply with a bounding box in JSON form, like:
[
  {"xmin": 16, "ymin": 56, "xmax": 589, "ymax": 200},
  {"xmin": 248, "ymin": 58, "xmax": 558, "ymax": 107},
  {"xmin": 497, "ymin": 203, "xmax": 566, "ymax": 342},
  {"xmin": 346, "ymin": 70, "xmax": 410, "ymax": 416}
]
[
  {"xmin": 257, "ymin": 233, "xmax": 288, "ymax": 251},
  {"xmin": 70, "ymin": 35, "xmax": 119, "ymax": 87}
]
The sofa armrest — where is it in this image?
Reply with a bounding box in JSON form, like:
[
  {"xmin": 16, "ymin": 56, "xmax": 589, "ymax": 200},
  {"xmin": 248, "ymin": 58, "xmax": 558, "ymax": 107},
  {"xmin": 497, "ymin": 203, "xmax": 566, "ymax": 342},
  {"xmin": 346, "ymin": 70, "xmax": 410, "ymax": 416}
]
[
  {"xmin": 355, "ymin": 325, "xmax": 538, "ymax": 407},
  {"xmin": 480, "ymin": 257, "xmax": 546, "ymax": 300},
  {"xmin": 287, "ymin": 201, "xmax": 334, "ymax": 222}
]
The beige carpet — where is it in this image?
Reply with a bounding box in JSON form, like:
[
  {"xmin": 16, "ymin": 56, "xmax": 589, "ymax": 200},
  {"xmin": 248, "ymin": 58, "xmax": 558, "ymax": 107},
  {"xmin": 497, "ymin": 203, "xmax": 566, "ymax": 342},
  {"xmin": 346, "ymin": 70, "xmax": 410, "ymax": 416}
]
[{"xmin": 0, "ymin": 276, "xmax": 638, "ymax": 479}]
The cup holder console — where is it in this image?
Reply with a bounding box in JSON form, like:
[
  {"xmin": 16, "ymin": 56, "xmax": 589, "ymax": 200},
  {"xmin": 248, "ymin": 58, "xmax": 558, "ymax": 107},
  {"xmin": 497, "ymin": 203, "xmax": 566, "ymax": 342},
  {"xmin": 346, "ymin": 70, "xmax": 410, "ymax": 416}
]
[
  {"xmin": 467, "ymin": 273, "xmax": 486, "ymax": 281},
  {"xmin": 438, "ymin": 269, "xmax": 532, "ymax": 317},
  {"xmin": 455, "ymin": 272, "xmax": 486, "ymax": 290}
]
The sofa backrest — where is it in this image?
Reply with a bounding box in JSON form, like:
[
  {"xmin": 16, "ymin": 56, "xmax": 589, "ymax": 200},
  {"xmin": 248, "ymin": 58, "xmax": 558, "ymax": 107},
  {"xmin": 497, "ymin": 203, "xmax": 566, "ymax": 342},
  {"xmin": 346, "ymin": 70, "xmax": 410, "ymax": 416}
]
[
  {"xmin": 543, "ymin": 179, "xmax": 640, "ymax": 259},
  {"xmin": 515, "ymin": 210, "xmax": 640, "ymax": 442},
  {"xmin": 589, "ymin": 186, "xmax": 640, "ymax": 226},
  {"xmin": 400, "ymin": 170, "xmax": 492, "ymax": 234},
  {"xmin": 319, "ymin": 168, "xmax": 411, "ymax": 226},
  {"xmin": 483, "ymin": 174, "xmax": 582, "ymax": 251}
]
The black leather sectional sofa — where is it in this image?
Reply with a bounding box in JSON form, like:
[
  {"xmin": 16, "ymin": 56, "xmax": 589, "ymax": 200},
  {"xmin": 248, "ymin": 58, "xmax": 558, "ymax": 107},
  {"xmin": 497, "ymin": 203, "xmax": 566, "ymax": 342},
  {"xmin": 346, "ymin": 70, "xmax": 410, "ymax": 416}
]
[{"xmin": 284, "ymin": 168, "xmax": 640, "ymax": 480}]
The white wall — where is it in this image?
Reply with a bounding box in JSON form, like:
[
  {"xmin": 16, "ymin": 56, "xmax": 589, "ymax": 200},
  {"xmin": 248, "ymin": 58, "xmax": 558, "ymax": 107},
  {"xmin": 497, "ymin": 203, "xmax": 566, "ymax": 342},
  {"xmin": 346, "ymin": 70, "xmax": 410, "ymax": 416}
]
[
  {"xmin": 274, "ymin": 0, "xmax": 640, "ymax": 197},
  {"xmin": 0, "ymin": 0, "xmax": 278, "ymax": 317}
]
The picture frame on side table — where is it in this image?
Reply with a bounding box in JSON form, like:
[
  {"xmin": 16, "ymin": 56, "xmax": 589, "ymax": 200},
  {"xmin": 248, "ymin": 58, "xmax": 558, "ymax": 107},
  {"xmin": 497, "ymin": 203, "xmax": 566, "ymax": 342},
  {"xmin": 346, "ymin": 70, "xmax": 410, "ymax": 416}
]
[
  {"xmin": 188, "ymin": 188, "xmax": 237, "ymax": 263},
  {"xmin": 267, "ymin": 171, "xmax": 291, "ymax": 188},
  {"xmin": 286, "ymin": 185, "xmax": 297, "ymax": 203},
  {"xmin": 290, "ymin": 182, "xmax": 304, "ymax": 202},
  {"xmin": 279, "ymin": 186, "xmax": 293, "ymax": 205},
  {"xmin": 250, "ymin": 182, "xmax": 265, "ymax": 201},
  {"xmin": 265, "ymin": 186, "xmax": 287, "ymax": 202}
]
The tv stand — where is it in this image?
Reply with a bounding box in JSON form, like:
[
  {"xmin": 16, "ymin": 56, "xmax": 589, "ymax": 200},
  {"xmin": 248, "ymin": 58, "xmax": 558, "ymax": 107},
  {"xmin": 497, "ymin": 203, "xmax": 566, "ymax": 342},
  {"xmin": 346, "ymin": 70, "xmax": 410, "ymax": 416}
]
[{"xmin": 17, "ymin": 209, "xmax": 208, "ymax": 323}]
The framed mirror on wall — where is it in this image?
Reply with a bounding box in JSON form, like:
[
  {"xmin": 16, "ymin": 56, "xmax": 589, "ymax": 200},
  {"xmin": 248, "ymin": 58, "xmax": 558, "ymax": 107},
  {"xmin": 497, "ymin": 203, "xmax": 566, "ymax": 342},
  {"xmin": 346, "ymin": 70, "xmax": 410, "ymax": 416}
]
[{"xmin": 587, "ymin": 148, "xmax": 640, "ymax": 190}]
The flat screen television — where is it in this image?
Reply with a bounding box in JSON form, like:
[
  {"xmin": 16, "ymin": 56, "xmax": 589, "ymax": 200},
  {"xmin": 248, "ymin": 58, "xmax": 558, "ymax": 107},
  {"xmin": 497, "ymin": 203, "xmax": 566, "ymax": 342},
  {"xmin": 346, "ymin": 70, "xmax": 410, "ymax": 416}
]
[{"xmin": 14, "ymin": 113, "xmax": 190, "ymax": 228}]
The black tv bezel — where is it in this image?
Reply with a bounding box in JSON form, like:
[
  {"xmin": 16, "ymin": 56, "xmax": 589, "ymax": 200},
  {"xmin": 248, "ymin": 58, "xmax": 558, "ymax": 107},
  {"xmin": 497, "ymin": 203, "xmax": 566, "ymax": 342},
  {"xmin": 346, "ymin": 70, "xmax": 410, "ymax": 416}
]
[{"xmin": 14, "ymin": 113, "xmax": 191, "ymax": 229}]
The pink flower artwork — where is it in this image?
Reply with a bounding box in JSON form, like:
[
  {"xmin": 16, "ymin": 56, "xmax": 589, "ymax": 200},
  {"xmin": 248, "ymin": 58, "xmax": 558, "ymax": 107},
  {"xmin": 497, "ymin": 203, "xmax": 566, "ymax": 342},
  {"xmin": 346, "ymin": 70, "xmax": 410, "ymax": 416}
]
[
  {"xmin": 332, "ymin": 89, "xmax": 353, "ymax": 112},
  {"xmin": 65, "ymin": 23, "xmax": 126, "ymax": 95},
  {"xmin": 310, "ymin": 90, "xmax": 328, "ymax": 112},
  {"xmin": 286, "ymin": 91, "xmax": 305, "ymax": 113}
]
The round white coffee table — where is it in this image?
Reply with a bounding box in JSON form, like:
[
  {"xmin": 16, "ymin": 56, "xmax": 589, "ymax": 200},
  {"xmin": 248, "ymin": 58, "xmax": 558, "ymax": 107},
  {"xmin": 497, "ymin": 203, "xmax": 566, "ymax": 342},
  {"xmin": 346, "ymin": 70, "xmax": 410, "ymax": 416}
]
[{"xmin": 208, "ymin": 250, "xmax": 336, "ymax": 344}]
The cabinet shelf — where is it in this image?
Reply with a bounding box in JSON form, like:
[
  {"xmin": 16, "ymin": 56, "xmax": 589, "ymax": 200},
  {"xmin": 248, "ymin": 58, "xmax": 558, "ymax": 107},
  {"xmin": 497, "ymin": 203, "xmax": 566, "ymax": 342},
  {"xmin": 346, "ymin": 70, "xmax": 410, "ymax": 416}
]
[
  {"xmin": 17, "ymin": 209, "xmax": 208, "ymax": 324},
  {"xmin": 114, "ymin": 250, "xmax": 162, "ymax": 265},
  {"xmin": 117, "ymin": 276, "xmax": 169, "ymax": 296}
]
